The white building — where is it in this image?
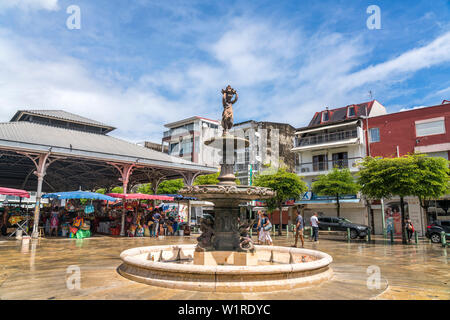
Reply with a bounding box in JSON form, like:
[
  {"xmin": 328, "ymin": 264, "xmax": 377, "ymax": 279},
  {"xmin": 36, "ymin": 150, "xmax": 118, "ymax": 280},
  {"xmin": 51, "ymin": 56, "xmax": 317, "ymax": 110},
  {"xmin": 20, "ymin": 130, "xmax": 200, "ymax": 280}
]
[
  {"xmin": 292, "ymin": 100, "xmax": 387, "ymax": 226},
  {"xmin": 162, "ymin": 116, "xmax": 221, "ymax": 167}
]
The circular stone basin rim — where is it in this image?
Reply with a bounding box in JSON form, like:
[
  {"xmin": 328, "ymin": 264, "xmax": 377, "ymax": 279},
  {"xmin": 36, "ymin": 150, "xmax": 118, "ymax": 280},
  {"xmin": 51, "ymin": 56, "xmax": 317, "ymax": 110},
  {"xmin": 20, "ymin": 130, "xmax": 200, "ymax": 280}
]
[{"xmin": 120, "ymin": 244, "xmax": 332, "ymax": 275}]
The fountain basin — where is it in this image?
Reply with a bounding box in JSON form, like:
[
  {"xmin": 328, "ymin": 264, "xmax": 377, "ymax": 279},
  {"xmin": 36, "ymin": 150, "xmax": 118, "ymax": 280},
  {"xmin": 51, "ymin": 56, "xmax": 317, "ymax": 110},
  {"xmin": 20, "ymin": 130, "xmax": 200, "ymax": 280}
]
[{"xmin": 118, "ymin": 244, "xmax": 333, "ymax": 292}]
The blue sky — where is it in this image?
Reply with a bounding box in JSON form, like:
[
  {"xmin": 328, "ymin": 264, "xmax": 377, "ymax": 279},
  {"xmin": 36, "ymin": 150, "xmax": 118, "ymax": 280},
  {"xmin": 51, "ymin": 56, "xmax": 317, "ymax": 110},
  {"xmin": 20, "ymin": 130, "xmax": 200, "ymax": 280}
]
[{"xmin": 0, "ymin": 0, "xmax": 449, "ymax": 142}]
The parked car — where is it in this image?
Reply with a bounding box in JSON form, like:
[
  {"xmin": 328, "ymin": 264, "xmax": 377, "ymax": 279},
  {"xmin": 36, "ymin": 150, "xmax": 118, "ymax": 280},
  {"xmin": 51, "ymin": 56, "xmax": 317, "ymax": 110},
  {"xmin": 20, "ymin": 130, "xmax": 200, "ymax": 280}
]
[
  {"xmin": 425, "ymin": 220, "xmax": 450, "ymax": 243},
  {"xmin": 317, "ymin": 216, "xmax": 370, "ymax": 239}
]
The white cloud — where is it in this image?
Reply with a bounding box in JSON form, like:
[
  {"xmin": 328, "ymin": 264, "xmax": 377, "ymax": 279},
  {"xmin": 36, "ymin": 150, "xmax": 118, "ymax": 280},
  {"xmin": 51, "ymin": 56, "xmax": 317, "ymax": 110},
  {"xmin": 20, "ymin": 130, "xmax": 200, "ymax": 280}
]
[
  {"xmin": 1, "ymin": 14, "xmax": 450, "ymax": 144},
  {"xmin": 339, "ymin": 31, "xmax": 450, "ymax": 92},
  {"xmin": 0, "ymin": 0, "xmax": 59, "ymax": 11}
]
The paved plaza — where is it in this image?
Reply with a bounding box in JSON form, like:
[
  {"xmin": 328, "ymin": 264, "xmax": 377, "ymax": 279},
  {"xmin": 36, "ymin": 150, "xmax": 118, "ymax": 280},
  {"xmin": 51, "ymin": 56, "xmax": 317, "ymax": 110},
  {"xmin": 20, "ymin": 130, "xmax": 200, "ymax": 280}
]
[{"xmin": 0, "ymin": 235, "xmax": 448, "ymax": 300}]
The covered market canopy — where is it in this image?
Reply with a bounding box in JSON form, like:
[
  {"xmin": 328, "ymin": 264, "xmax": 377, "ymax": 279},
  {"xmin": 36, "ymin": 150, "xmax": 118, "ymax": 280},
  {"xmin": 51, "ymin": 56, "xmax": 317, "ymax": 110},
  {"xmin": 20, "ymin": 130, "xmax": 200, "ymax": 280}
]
[
  {"xmin": 0, "ymin": 187, "xmax": 30, "ymax": 198},
  {"xmin": 0, "ymin": 109, "xmax": 216, "ymax": 237},
  {"xmin": 106, "ymin": 193, "xmax": 174, "ymax": 201},
  {"xmin": 42, "ymin": 190, "xmax": 116, "ymax": 201}
]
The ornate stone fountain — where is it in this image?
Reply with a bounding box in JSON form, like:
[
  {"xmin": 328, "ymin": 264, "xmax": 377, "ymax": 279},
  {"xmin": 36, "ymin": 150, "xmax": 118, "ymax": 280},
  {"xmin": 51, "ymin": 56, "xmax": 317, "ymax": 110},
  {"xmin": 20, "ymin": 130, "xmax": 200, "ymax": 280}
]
[
  {"xmin": 179, "ymin": 85, "xmax": 275, "ymax": 263},
  {"xmin": 118, "ymin": 86, "xmax": 333, "ymax": 292}
]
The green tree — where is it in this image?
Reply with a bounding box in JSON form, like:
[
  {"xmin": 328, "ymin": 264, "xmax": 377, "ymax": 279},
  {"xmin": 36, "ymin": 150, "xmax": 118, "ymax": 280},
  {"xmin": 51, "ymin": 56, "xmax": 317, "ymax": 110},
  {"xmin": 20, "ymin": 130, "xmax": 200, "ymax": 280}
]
[
  {"xmin": 137, "ymin": 183, "xmax": 154, "ymax": 194},
  {"xmin": 95, "ymin": 188, "xmax": 106, "ymax": 194},
  {"xmin": 358, "ymin": 154, "xmax": 450, "ymax": 244},
  {"xmin": 254, "ymin": 168, "xmax": 308, "ymax": 235},
  {"xmin": 111, "ymin": 186, "xmax": 124, "ymax": 194},
  {"xmin": 157, "ymin": 179, "xmax": 184, "ymax": 194},
  {"xmin": 311, "ymin": 168, "xmax": 360, "ymax": 218},
  {"xmin": 408, "ymin": 154, "xmax": 450, "ymax": 225},
  {"xmin": 194, "ymin": 172, "xmax": 240, "ymax": 185}
]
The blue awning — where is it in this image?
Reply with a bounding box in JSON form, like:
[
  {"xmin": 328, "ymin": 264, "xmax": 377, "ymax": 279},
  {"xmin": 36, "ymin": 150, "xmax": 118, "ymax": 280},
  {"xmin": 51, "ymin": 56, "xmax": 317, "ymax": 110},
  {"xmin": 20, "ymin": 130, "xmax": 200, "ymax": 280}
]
[
  {"xmin": 42, "ymin": 191, "xmax": 116, "ymax": 201},
  {"xmin": 160, "ymin": 194, "xmax": 197, "ymax": 201},
  {"xmin": 295, "ymin": 199, "xmax": 361, "ymax": 204}
]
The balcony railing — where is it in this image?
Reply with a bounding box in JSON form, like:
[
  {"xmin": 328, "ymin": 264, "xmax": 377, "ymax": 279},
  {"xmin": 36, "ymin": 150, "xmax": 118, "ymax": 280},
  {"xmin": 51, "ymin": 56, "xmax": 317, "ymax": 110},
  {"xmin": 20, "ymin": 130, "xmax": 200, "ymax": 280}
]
[
  {"xmin": 296, "ymin": 129, "xmax": 358, "ymax": 147},
  {"xmin": 295, "ymin": 157, "xmax": 362, "ymax": 174}
]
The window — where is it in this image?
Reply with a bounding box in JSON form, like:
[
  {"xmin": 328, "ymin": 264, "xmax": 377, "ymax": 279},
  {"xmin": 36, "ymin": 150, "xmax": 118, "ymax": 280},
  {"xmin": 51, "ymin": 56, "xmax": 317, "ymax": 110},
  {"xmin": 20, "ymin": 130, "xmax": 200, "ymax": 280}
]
[
  {"xmin": 415, "ymin": 118, "xmax": 445, "ymax": 137},
  {"xmin": 369, "ymin": 128, "xmax": 380, "ymax": 142},
  {"xmin": 347, "ymin": 106, "xmax": 355, "ymax": 117},
  {"xmin": 321, "ymin": 111, "xmax": 329, "ymax": 122},
  {"xmin": 313, "ymin": 154, "xmax": 328, "ymax": 171},
  {"xmin": 332, "ymin": 152, "xmax": 348, "ymax": 168},
  {"xmin": 169, "ymin": 142, "xmax": 179, "ymax": 155}
]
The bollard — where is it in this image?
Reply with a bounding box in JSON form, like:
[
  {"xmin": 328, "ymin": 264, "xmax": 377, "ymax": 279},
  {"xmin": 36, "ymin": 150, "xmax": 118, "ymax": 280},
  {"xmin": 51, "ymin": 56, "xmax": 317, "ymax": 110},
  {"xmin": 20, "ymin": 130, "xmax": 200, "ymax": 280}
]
[
  {"xmin": 347, "ymin": 228, "xmax": 350, "ymax": 241},
  {"xmin": 328, "ymin": 227, "xmax": 331, "ymax": 231},
  {"xmin": 390, "ymin": 230, "xmax": 394, "ymax": 244},
  {"xmin": 272, "ymin": 225, "xmax": 275, "ymax": 237},
  {"xmin": 367, "ymin": 231, "xmax": 371, "ymax": 242},
  {"xmin": 286, "ymin": 224, "xmax": 289, "ymax": 238},
  {"xmin": 310, "ymin": 227, "xmax": 313, "ymax": 239},
  {"xmin": 414, "ymin": 231, "xmax": 418, "ymax": 244},
  {"xmin": 441, "ymin": 231, "xmax": 447, "ymax": 248},
  {"xmin": 249, "ymin": 228, "xmax": 252, "ymax": 238}
]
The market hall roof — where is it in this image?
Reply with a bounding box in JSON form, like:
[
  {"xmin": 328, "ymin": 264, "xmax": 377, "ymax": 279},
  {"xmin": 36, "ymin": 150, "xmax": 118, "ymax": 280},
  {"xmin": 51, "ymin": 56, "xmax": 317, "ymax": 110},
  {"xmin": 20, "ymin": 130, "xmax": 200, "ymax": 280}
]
[
  {"xmin": 0, "ymin": 121, "xmax": 216, "ymax": 172},
  {"xmin": 10, "ymin": 109, "xmax": 116, "ymax": 134},
  {"xmin": 0, "ymin": 112, "xmax": 217, "ymax": 192}
]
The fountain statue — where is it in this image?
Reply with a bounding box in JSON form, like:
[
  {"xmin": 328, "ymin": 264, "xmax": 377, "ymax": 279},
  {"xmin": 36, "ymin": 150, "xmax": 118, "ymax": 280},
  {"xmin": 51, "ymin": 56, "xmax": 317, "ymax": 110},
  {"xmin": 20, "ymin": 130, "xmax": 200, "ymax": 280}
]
[{"xmin": 179, "ymin": 85, "xmax": 275, "ymax": 256}]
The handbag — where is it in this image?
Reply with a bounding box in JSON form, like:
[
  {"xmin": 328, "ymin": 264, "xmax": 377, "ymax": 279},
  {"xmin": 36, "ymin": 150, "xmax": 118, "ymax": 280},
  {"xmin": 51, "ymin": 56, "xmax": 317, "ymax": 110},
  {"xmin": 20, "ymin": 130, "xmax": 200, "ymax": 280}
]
[{"xmin": 263, "ymin": 219, "xmax": 272, "ymax": 231}]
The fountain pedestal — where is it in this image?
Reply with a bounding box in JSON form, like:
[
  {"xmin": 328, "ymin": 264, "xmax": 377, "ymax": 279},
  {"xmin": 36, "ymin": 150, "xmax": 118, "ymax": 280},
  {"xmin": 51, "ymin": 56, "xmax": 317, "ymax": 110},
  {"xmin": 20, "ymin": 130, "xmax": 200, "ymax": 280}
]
[
  {"xmin": 194, "ymin": 250, "xmax": 258, "ymax": 266},
  {"xmin": 180, "ymin": 134, "xmax": 276, "ymax": 258}
]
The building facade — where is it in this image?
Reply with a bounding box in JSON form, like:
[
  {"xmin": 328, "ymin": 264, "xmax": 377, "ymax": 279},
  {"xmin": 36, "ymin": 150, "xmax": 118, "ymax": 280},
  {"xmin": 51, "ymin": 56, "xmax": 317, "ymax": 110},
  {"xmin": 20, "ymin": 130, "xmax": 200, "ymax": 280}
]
[
  {"xmin": 365, "ymin": 100, "xmax": 450, "ymax": 235},
  {"xmin": 291, "ymin": 100, "xmax": 387, "ymax": 225},
  {"xmin": 162, "ymin": 116, "xmax": 220, "ymax": 167},
  {"xmin": 232, "ymin": 120, "xmax": 296, "ymax": 185}
]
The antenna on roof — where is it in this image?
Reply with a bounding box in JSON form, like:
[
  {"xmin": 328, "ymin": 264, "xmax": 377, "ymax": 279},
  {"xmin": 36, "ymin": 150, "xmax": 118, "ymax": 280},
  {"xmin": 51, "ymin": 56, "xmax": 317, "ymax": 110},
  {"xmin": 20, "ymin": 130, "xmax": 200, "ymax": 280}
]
[{"xmin": 369, "ymin": 90, "xmax": 373, "ymax": 100}]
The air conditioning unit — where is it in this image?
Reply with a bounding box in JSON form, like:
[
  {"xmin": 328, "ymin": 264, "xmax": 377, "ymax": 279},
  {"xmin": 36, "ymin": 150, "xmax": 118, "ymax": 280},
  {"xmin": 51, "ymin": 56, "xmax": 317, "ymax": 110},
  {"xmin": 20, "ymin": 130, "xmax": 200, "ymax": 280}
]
[{"xmin": 301, "ymin": 168, "xmax": 310, "ymax": 173}]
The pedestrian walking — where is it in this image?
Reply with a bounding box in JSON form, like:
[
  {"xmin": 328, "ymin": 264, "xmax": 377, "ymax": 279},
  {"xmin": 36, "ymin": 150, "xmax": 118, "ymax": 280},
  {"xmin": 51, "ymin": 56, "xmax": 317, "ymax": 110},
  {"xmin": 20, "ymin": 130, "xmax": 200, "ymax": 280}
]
[
  {"xmin": 405, "ymin": 216, "xmax": 414, "ymax": 243},
  {"xmin": 310, "ymin": 212, "xmax": 320, "ymax": 242},
  {"xmin": 256, "ymin": 211, "xmax": 262, "ymax": 245},
  {"xmin": 153, "ymin": 209, "xmax": 161, "ymax": 237},
  {"xmin": 49, "ymin": 206, "xmax": 60, "ymax": 237},
  {"xmin": 293, "ymin": 211, "xmax": 304, "ymax": 248},
  {"xmin": 259, "ymin": 212, "xmax": 273, "ymax": 245}
]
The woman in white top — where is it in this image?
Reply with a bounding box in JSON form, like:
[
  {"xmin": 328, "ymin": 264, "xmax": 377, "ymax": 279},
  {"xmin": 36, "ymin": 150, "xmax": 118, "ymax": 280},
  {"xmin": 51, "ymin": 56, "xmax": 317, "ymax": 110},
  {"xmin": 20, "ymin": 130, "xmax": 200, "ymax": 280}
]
[{"xmin": 258, "ymin": 213, "xmax": 273, "ymax": 245}]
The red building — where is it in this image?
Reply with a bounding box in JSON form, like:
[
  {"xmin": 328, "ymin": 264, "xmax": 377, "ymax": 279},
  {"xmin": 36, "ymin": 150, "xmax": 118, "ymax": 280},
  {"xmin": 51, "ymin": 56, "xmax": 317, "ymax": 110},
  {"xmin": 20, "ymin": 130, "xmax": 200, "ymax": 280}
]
[
  {"xmin": 364, "ymin": 100, "xmax": 450, "ymax": 232},
  {"xmin": 365, "ymin": 100, "xmax": 450, "ymax": 159}
]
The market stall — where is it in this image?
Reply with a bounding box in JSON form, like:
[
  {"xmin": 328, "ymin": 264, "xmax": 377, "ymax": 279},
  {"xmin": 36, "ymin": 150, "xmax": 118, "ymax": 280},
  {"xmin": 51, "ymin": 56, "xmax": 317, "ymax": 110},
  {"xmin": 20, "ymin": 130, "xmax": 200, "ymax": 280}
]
[
  {"xmin": 0, "ymin": 187, "xmax": 31, "ymax": 238},
  {"xmin": 106, "ymin": 193, "xmax": 175, "ymax": 237},
  {"xmin": 42, "ymin": 191, "xmax": 116, "ymax": 239}
]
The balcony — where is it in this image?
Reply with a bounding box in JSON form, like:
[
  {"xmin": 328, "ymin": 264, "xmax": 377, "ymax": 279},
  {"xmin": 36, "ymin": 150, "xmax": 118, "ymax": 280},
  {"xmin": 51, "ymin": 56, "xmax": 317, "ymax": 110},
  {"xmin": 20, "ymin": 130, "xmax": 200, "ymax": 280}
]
[
  {"xmin": 294, "ymin": 129, "xmax": 358, "ymax": 150},
  {"xmin": 295, "ymin": 157, "xmax": 362, "ymax": 176}
]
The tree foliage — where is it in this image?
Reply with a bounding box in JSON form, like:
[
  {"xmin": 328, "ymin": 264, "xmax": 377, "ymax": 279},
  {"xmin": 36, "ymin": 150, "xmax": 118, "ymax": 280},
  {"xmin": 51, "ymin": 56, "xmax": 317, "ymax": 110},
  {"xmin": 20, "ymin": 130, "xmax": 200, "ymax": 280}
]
[
  {"xmin": 193, "ymin": 172, "xmax": 240, "ymax": 185},
  {"xmin": 358, "ymin": 154, "xmax": 449, "ymax": 200},
  {"xmin": 136, "ymin": 183, "xmax": 154, "ymax": 194},
  {"xmin": 110, "ymin": 186, "xmax": 124, "ymax": 194},
  {"xmin": 95, "ymin": 188, "xmax": 106, "ymax": 194},
  {"xmin": 253, "ymin": 168, "xmax": 308, "ymax": 235},
  {"xmin": 157, "ymin": 179, "xmax": 184, "ymax": 195},
  {"xmin": 312, "ymin": 168, "xmax": 360, "ymax": 217},
  {"xmin": 357, "ymin": 154, "xmax": 450, "ymax": 243}
]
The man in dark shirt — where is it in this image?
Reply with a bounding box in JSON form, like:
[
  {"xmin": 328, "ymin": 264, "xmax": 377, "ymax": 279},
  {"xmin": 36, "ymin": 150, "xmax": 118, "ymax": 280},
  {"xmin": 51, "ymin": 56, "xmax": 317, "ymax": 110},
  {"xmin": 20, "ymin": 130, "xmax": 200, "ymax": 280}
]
[
  {"xmin": 293, "ymin": 211, "xmax": 304, "ymax": 248},
  {"xmin": 152, "ymin": 210, "xmax": 161, "ymax": 237}
]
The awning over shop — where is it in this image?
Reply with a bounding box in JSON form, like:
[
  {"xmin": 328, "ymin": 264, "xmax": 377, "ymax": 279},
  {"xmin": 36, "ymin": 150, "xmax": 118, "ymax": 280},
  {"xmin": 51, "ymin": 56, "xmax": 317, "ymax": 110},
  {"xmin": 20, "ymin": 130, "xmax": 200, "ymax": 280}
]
[
  {"xmin": 295, "ymin": 199, "xmax": 361, "ymax": 204},
  {"xmin": 161, "ymin": 194, "xmax": 198, "ymax": 201},
  {"xmin": 43, "ymin": 191, "xmax": 116, "ymax": 201},
  {"xmin": 0, "ymin": 187, "xmax": 30, "ymax": 198},
  {"xmin": 106, "ymin": 193, "xmax": 174, "ymax": 201}
]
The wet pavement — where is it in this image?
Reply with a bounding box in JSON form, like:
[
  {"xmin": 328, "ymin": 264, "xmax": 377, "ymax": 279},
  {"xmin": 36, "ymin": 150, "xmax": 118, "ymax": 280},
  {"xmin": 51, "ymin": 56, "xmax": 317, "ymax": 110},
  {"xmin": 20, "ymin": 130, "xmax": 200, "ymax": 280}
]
[{"xmin": 0, "ymin": 234, "xmax": 448, "ymax": 300}]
